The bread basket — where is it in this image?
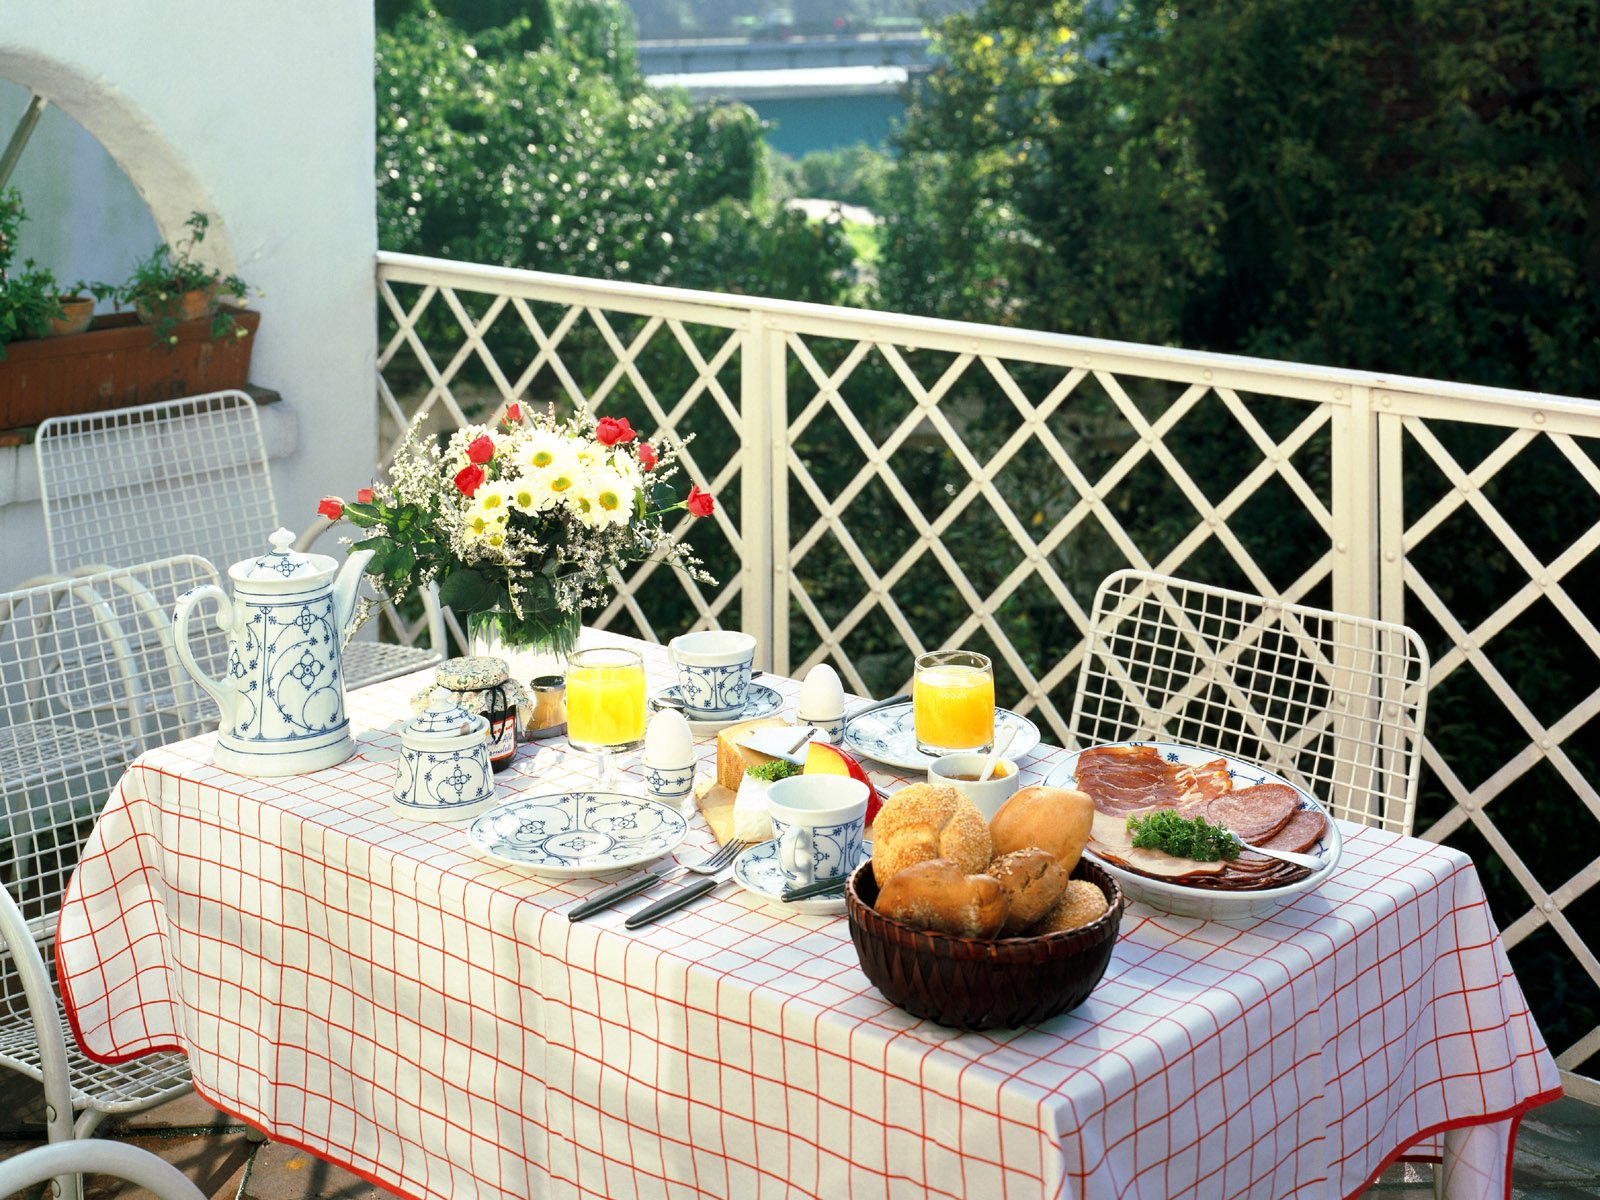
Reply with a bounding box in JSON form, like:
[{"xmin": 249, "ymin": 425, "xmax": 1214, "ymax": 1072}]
[{"xmin": 845, "ymin": 858, "xmax": 1124, "ymax": 1030}]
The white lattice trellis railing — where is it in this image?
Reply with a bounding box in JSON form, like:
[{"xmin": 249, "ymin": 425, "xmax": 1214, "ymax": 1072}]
[{"xmin": 375, "ymin": 250, "xmax": 1600, "ymax": 1096}]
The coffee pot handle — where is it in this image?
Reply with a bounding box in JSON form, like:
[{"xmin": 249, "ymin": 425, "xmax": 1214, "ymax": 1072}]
[{"xmin": 173, "ymin": 585, "xmax": 240, "ymax": 734}]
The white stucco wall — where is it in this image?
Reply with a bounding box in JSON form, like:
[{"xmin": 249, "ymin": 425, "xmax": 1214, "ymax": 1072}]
[{"xmin": 0, "ymin": 2, "xmax": 376, "ymax": 588}]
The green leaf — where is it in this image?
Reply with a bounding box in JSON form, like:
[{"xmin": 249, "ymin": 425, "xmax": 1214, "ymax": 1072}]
[{"xmin": 438, "ymin": 565, "xmax": 503, "ymax": 615}]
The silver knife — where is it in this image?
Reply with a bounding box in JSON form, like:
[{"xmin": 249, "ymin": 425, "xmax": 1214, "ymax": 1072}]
[
  {"xmin": 844, "ymin": 693, "xmax": 909, "ymax": 726},
  {"xmin": 624, "ymin": 875, "xmax": 723, "ymax": 929},
  {"xmin": 781, "ymin": 874, "xmax": 848, "ymax": 901}
]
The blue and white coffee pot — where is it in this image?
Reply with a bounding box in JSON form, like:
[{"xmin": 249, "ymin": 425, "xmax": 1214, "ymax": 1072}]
[{"xmin": 174, "ymin": 528, "xmax": 375, "ymax": 776}]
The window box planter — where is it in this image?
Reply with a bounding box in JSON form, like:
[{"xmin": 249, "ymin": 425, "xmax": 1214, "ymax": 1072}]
[{"xmin": 0, "ymin": 304, "xmax": 259, "ymax": 433}]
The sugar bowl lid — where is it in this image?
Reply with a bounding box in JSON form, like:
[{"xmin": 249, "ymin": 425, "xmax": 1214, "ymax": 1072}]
[{"xmin": 402, "ymin": 687, "xmax": 489, "ymax": 748}]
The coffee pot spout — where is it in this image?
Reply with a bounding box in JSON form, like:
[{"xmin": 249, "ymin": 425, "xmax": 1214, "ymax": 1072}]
[{"xmin": 332, "ymin": 547, "xmax": 377, "ymax": 641}]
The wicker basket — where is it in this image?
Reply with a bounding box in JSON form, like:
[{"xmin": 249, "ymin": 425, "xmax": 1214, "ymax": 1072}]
[{"xmin": 845, "ymin": 858, "xmax": 1124, "ymax": 1030}]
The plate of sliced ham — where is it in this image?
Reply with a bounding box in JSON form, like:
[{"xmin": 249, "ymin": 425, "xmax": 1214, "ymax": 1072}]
[{"xmin": 1045, "ymin": 741, "xmax": 1343, "ymax": 919}]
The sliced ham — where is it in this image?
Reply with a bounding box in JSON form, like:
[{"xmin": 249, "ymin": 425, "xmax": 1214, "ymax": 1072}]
[
  {"xmin": 1087, "ymin": 810, "xmax": 1225, "ymax": 879},
  {"xmin": 1076, "ymin": 745, "xmax": 1190, "ymax": 813}
]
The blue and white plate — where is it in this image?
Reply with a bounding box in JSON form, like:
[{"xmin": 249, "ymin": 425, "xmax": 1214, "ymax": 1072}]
[
  {"xmin": 1044, "ymin": 740, "xmax": 1343, "ymax": 919},
  {"xmin": 648, "ymin": 681, "xmax": 785, "ymax": 733},
  {"xmin": 468, "ymin": 791, "xmax": 688, "ymax": 879},
  {"xmin": 731, "ymin": 839, "xmax": 847, "ymax": 916},
  {"xmin": 843, "ymin": 703, "xmax": 1041, "ymax": 772}
]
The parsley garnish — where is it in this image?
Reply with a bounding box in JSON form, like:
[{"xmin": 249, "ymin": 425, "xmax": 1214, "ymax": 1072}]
[
  {"xmin": 746, "ymin": 759, "xmax": 802, "ymax": 783},
  {"xmin": 1126, "ymin": 810, "xmax": 1242, "ymax": 861}
]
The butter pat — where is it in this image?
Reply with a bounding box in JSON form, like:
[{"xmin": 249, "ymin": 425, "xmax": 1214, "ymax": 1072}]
[{"xmin": 732, "ymin": 773, "xmax": 776, "ymax": 842}]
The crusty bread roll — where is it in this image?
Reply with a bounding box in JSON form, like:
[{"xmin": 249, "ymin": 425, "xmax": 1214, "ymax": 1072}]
[
  {"xmin": 1032, "ymin": 878, "xmax": 1109, "ymax": 934},
  {"xmin": 714, "ymin": 717, "xmax": 789, "ymax": 792},
  {"xmin": 989, "ymin": 785, "xmax": 1095, "ymax": 875},
  {"xmin": 876, "ymin": 859, "xmax": 1008, "ymax": 939},
  {"xmin": 871, "ymin": 783, "xmax": 992, "ymax": 886},
  {"xmin": 989, "ymin": 848, "xmax": 1067, "ymax": 935}
]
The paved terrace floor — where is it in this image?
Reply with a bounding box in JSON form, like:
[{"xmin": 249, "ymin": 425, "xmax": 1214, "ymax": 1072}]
[{"xmin": 2, "ymin": 1072, "xmax": 1597, "ymax": 1199}]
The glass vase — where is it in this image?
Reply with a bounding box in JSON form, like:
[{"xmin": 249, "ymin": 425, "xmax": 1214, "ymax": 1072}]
[{"xmin": 468, "ymin": 605, "xmax": 581, "ymax": 684}]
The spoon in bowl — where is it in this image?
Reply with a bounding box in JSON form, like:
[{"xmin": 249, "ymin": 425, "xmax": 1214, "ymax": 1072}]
[{"xmin": 977, "ymin": 724, "xmax": 1020, "ymax": 782}]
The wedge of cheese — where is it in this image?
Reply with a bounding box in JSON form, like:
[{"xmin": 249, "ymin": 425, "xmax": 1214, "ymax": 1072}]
[{"xmin": 714, "ymin": 717, "xmax": 790, "ymax": 792}]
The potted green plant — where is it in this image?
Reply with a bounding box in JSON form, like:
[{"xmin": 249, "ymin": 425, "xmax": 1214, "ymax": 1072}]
[
  {"xmin": 0, "ymin": 198, "xmax": 262, "ymax": 433},
  {"xmin": 0, "ymin": 188, "xmax": 68, "ymax": 358},
  {"xmin": 110, "ymin": 210, "xmax": 255, "ymax": 347},
  {"xmin": 45, "ymin": 281, "xmax": 100, "ymax": 338}
]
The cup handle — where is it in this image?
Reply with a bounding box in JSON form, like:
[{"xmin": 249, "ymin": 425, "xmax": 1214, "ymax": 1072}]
[
  {"xmin": 779, "ymin": 824, "xmax": 812, "ymax": 882},
  {"xmin": 667, "ymin": 640, "xmax": 681, "ymax": 674}
]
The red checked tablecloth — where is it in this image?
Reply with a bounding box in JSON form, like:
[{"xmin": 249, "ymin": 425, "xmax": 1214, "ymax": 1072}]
[{"xmin": 56, "ymin": 632, "xmax": 1559, "ymax": 1200}]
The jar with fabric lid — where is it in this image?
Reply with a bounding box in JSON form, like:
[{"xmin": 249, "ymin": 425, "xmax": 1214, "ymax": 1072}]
[{"xmin": 423, "ymin": 656, "xmax": 528, "ymax": 772}]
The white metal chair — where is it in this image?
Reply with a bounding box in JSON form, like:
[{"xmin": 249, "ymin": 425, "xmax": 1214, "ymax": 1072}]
[
  {"xmin": 34, "ymin": 388, "xmax": 446, "ymax": 688},
  {"xmin": 1069, "ymin": 569, "xmax": 1431, "ymax": 835},
  {"xmin": 0, "ymin": 563, "xmax": 211, "ymax": 1198},
  {"xmin": 0, "ymin": 1139, "xmax": 206, "ymax": 1200}
]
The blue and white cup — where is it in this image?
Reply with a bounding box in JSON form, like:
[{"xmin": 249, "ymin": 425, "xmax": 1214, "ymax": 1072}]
[
  {"xmin": 767, "ymin": 775, "xmax": 869, "ymax": 889},
  {"xmin": 667, "ymin": 629, "xmax": 757, "ymax": 720}
]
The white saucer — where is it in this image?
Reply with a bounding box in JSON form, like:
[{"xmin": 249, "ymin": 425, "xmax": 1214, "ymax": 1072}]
[
  {"xmin": 731, "ymin": 839, "xmax": 847, "ymax": 915},
  {"xmin": 468, "ymin": 790, "xmax": 688, "ymax": 878},
  {"xmin": 843, "ymin": 703, "xmax": 1041, "ymax": 771},
  {"xmin": 648, "ymin": 682, "xmax": 785, "ymax": 732}
]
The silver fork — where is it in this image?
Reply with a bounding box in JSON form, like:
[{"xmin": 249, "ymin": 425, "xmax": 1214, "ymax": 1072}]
[{"xmin": 566, "ymin": 838, "xmax": 750, "ymax": 921}]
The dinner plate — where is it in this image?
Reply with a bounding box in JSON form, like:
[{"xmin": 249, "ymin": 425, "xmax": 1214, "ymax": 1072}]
[
  {"xmin": 648, "ymin": 681, "xmax": 785, "ymax": 732},
  {"xmin": 468, "ymin": 791, "xmax": 688, "ymax": 879},
  {"xmin": 843, "ymin": 703, "xmax": 1041, "ymax": 772},
  {"xmin": 731, "ymin": 839, "xmax": 847, "ymax": 916},
  {"xmin": 1044, "ymin": 741, "xmax": 1343, "ymax": 919}
]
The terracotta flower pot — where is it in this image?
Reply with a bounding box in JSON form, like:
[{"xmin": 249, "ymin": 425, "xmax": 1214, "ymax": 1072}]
[
  {"xmin": 135, "ymin": 284, "xmax": 218, "ymax": 328},
  {"xmin": 45, "ymin": 295, "xmax": 96, "ymax": 338}
]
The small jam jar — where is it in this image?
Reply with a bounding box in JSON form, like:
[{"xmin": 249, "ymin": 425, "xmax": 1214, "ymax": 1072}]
[{"xmin": 430, "ymin": 656, "xmax": 526, "ymax": 772}]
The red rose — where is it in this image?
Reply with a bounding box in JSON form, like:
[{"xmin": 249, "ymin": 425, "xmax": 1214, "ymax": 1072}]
[
  {"xmin": 595, "ymin": 416, "xmax": 637, "ymax": 446},
  {"xmin": 317, "ymin": 497, "xmax": 344, "ymax": 520},
  {"xmin": 505, "ymin": 403, "xmax": 522, "ymax": 423},
  {"xmin": 637, "ymin": 442, "xmax": 658, "ymax": 471},
  {"xmin": 454, "ymin": 464, "xmax": 485, "ymax": 497},
  {"xmin": 466, "ymin": 434, "xmax": 495, "ymax": 465},
  {"xmin": 686, "ymin": 484, "xmax": 715, "ymax": 517},
  {"xmin": 356, "ymin": 487, "xmax": 374, "ymax": 504}
]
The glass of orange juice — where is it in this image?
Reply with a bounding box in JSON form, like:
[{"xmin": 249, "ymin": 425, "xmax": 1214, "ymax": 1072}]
[
  {"xmin": 913, "ymin": 650, "xmax": 995, "ymax": 757},
  {"xmin": 567, "ymin": 647, "xmax": 646, "ymax": 786}
]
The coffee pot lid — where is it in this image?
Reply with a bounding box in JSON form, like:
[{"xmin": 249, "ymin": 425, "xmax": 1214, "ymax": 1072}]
[{"xmin": 232, "ymin": 528, "xmax": 331, "ymax": 583}]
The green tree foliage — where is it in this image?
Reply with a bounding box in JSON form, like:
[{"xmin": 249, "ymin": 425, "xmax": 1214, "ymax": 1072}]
[
  {"xmin": 376, "ymin": 0, "xmax": 851, "ymax": 299},
  {"xmin": 881, "ymin": 0, "xmax": 1600, "ymax": 395}
]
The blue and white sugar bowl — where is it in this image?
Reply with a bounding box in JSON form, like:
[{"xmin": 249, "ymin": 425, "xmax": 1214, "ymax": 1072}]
[
  {"xmin": 642, "ymin": 708, "xmax": 697, "ymax": 811},
  {"xmin": 392, "ymin": 688, "xmax": 496, "ymax": 823}
]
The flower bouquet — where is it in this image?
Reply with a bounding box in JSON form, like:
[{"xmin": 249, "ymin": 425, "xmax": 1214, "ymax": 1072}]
[{"xmin": 319, "ymin": 405, "xmax": 714, "ymax": 660}]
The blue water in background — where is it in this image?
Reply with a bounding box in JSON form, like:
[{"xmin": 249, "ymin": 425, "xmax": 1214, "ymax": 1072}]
[{"xmin": 748, "ymin": 93, "xmax": 904, "ymax": 156}]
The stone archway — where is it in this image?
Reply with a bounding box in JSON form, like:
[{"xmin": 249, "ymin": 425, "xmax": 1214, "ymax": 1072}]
[{"xmin": 0, "ymin": 45, "xmax": 239, "ymax": 274}]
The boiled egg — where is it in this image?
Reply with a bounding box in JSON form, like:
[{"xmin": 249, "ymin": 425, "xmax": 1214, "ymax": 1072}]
[{"xmin": 797, "ymin": 663, "xmax": 845, "ymax": 720}]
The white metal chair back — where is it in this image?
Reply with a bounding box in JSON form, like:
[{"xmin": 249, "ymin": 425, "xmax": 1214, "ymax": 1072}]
[
  {"xmin": 1, "ymin": 562, "xmax": 200, "ymax": 1158},
  {"xmin": 1069, "ymin": 570, "xmax": 1431, "ymax": 835},
  {"xmin": 36, "ymin": 389, "xmax": 277, "ymax": 576},
  {"xmin": 36, "ymin": 390, "xmax": 446, "ymax": 687}
]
